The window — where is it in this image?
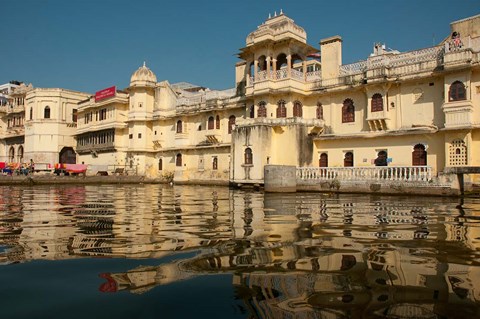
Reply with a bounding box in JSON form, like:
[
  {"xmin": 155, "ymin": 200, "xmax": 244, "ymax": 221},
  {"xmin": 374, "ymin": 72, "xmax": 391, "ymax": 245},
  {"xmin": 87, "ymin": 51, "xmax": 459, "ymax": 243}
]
[
  {"xmin": 449, "ymin": 139, "xmax": 467, "ymax": 166},
  {"xmin": 176, "ymin": 120, "xmax": 183, "ymax": 133},
  {"xmin": 29, "ymin": 108, "xmax": 33, "ymax": 120},
  {"xmin": 258, "ymin": 101, "xmax": 267, "ymax": 118},
  {"xmin": 216, "ymin": 115, "xmax": 220, "ymax": 129},
  {"xmin": 8, "ymin": 146, "xmax": 14, "ymax": 162},
  {"xmin": 276, "ymin": 100, "xmax": 286, "ymax": 118},
  {"xmin": 342, "ymin": 99, "xmax": 355, "ymax": 123},
  {"xmin": 412, "ymin": 144, "xmax": 427, "ymax": 166},
  {"xmin": 99, "ymin": 108, "xmax": 107, "ymax": 121},
  {"xmin": 208, "ymin": 116, "xmax": 214, "ymax": 130},
  {"xmin": 449, "ymin": 81, "xmax": 466, "ymax": 101},
  {"xmin": 176, "ymin": 153, "xmax": 182, "ymax": 167},
  {"xmin": 319, "ymin": 153, "xmax": 328, "ymax": 167},
  {"xmin": 212, "ymin": 157, "xmax": 218, "ymax": 170},
  {"xmin": 344, "ymin": 152, "xmax": 354, "ymax": 167},
  {"xmin": 138, "ymin": 133, "xmax": 142, "ymax": 139},
  {"xmin": 244, "ymin": 148, "xmax": 253, "ymax": 165},
  {"xmin": 44, "ymin": 106, "xmax": 51, "ymax": 119},
  {"xmin": 374, "ymin": 150, "xmax": 388, "ymax": 166},
  {"xmin": 316, "ymin": 102, "xmax": 323, "ymax": 120},
  {"xmin": 72, "ymin": 109, "xmax": 78, "ymax": 122},
  {"xmin": 129, "ymin": 134, "xmax": 133, "ymax": 139},
  {"xmin": 293, "ymin": 100, "xmax": 303, "ymax": 117},
  {"xmin": 249, "ymin": 105, "xmax": 255, "ymax": 118},
  {"xmin": 228, "ymin": 115, "xmax": 236, "ymax": 134},
  {"xmin": 371, "ymin": 93, "xmax": 383, "ymax": 112},
  {"xmin": 158, "ymin": 158, "xmax": 163, "ymax": 170}
]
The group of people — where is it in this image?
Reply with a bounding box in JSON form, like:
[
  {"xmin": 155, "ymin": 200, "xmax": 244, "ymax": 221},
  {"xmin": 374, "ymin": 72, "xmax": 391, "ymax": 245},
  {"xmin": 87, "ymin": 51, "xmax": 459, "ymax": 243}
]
[{"xmin": 1, "ymin": 159, "xmax": 34, "ymax": 176}]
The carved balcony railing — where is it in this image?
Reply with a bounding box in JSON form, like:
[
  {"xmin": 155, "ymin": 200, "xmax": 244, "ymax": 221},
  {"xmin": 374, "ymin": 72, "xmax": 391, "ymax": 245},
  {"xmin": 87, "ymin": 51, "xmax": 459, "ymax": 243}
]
[{"xmin": 297, "ymin": 166, "xmax": 432, "ymax": 183}]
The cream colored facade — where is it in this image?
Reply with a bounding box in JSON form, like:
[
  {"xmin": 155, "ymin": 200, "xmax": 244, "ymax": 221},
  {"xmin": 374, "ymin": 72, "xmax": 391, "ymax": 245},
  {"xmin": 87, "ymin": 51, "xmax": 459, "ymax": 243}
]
[{"xmin": 1, "ymin": 13, "xmax": 479, "ymax": 186}]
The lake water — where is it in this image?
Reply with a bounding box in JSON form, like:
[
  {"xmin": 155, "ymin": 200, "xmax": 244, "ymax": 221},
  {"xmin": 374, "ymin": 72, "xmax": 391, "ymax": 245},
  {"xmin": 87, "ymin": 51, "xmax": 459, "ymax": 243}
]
[{"xmin": 0, "ymin": 184, "xmax": 479, "ymax": 319}]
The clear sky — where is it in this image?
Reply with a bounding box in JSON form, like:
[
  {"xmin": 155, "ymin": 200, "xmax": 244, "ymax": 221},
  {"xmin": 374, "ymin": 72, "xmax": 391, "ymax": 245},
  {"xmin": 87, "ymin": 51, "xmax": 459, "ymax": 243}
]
[{"xmin": 1, "ymin": 0, "xmax": 478, "ymax": 93}]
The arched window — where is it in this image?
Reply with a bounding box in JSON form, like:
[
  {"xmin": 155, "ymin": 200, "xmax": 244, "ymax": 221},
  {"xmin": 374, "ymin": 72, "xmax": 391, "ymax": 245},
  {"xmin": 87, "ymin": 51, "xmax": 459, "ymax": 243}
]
[
  {"xmin": 319, "ymin": 153, "xmax": 328, "ymax": 167},
  {"xmin": 228, "ymin": 115, "xmax": 236, "ymax": 134},
  {"xmin": 374, "ymin": 150, "xmax": 388, "ymax": 166},
  {"xmin": 258, "ymin": 101, "xmax": 267, "ymax": 118},
  {"xmin": 316, "ymin": 102, "xmax": 323, "ymax": 120},
  {"xmin": 449, "ymin": 81, "xmax": 466, "ymax": 101},
  {"xmin": 249, "ymin": 105, "xmax": 255, "ymax": 118},
  {"xmin": 449, "ymin": 139, "xmax": 467, "ymax": 166},
  {"xmin": 18, "ymin": 146, "xmax": 24, "ymax": 163},
  {"xmin": 212, "ymin": 157, "xmax": 218, "ymax": 170},
  {"xmin": 276, "ymin": 53, "xmax": 288, "ymax": 71},
  {"xmin": 371, "ymin": 93, "xmax": 383, "ymax": 112},
  {"xmin": 176, "ymin": 153, "xmax": 182, "ymax": 167},
  {"xmin": 344, "ymin": 152, "xmax": 354, "ymax": 167},
  {"xmin": 176, "ymin": 120, "xmax": 183, "ymax": 133},
  {"xmin": 342, "ymin": 99, "xmax": 355, "ymax": 123},
  {"xmin": 244, "ymin": 148, "xmax": 253, "ymax": 165},
  {"xmin": 158, "ymin": 158, "xmax": 163, "ymax": 170},
  {"xmin": 412, "ymin": 144, "xmax": 427, "ymax": 166},
  {"xmin": 44, "ymin": 106, "xmax": 51, "ymax": 119},
  {"xmin": 208, "ymin": 116, "xmax": 214, "ymax": 130},
  {"xmin": 29, "ymin": 108, "xmax": 33, "ymax": 120},
  {"xmin": 276, "ymin": 100, "xmax": 286, "ymax": 118},
  {"xmin": 216, "ymin": 115, "xmax": 220, "ymax": 129},
  {"xmin": 293, "ymin": 100, "xmax": 303, "ymax": 117},
  {"xmin": 8, "ymin": 146, "xmax": 15, "ymax": 162}
]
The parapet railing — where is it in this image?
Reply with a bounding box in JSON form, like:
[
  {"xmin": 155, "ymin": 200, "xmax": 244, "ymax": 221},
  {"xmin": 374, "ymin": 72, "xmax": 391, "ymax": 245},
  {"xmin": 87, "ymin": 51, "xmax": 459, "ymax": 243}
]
[{"xmin": 297, "ymin": 166, "xmax": 432, "ymax": 183}]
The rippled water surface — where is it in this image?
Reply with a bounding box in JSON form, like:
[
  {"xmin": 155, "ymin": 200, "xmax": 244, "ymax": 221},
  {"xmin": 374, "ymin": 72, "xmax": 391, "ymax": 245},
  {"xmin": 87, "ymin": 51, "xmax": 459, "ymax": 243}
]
[{"xmin": 0, "ymin": 184, "xmax": 479, "ymax": 318}]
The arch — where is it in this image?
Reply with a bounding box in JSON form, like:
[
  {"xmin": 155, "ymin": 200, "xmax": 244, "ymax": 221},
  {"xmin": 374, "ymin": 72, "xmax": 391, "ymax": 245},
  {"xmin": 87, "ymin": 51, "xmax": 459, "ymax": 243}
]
[
  {"xmin": 449, "ymin": 81, "xmax": 466, "ymax": 101},
  {"xmin": 258, "ymin": 101, "xmax": 267, "ymax": 118},
  {"xmin": 244, "ymin": 148, "xmax": 253, "ymax": 165},
  {"xmin": 59, "ymin": 147, "xmax": 76, "ymax": 164},
  {"xmin": 257, "ymin": 55, "xmax": 267, "ymax": 72},
  {"xmin": 293, "ymin": 100, "xmax": 303, "ymax": 117},
  {"xmin": 371, "ymin": 93, "xmax": 383, "ymax": 112},
  {"xmin": 44, "ymin": 106, "xmax": 51, "ymax": 119},
  {"xmin": 344, "ymin": 152, "xmax": 354, "ymax": 167},
  {"xmin": 208, "ymin": 116, "xmax": 214, "ymax": 130},
  {"xmin": 176, "ymin": 120, "xmax": 183, "ymax": 133},
  {"xmin": 8, "ymin": 146, "xmax": 15, "ymax": 162},
  {"xmin": 449, "ymin": 139, "xmax": 467, "ymax": 166},
  {"xmin": 374, "ymin": 150, "xmax": 388, "ymax": 166},
  {"xmin": 316, "ymin": 102, "xmax": 323, "ymax": 120},
  {"xmin": 249, "ymin": 105, "xmax": 254, "ymax": 118},
  {"xmin": 319, "ymin": 153, "xmax": 328, "ymax": 167},
  {"xmin": 228, "ymin": 115, "xmax": 236, "ymax": 134},
  {"xmin": 158, "ymin": 158, "xmax": 163, "ymax": 170},
  {"xmin": 18, "ymin": 146, "xmax": 24, "ymax": 163},
  {"xmin": 412, "ymin": 144, "xmax": 427, "ymax": 166},
  {"xmin": 176, "ymin": 153, "xmax": 182, "ymax": 167},
  {"xmin": 276, "ymin": 53, "xmax": 287, "ymax": 70},
  {"xmin": 276, "ymin": 100, "xmax": 286, "ymax": 118},
  {"xmin": 291, "ymin": 54, "xmax": 303, "ymax": 72},
  {"xmin": 215, "ymin": 115, "xmax": 220, "ymax": 129},
  {"xmin": 248, "ymin": 61, "xmax": 255, "ymax": 77},
  {"xmin": 212, "ymin": 157, "xmax": 218, "ymax": 170},
  {"xmin": 342, "ymin": 99, "xmax": 355, "ymax": 123}
]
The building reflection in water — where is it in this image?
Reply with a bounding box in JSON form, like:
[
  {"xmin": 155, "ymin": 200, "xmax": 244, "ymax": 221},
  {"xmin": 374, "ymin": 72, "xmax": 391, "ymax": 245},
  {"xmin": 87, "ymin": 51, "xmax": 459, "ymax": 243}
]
[{"xmin": 0, "ymin": 185, "xmax": 479, "ymax": 317}]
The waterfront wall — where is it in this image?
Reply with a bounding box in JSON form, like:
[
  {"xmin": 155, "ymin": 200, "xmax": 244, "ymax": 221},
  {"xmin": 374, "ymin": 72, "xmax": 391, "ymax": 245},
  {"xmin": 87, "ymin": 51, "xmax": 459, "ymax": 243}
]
[{"xmin": 264, "ymin": 165, "xmax": 464, "ymax": 196}]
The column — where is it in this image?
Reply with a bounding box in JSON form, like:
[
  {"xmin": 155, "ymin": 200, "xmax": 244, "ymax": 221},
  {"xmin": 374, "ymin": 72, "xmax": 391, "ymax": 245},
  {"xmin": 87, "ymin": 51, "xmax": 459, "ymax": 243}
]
[{"xmin": 287, "ymin": 55, "xmax": 292, "ymax": 77}]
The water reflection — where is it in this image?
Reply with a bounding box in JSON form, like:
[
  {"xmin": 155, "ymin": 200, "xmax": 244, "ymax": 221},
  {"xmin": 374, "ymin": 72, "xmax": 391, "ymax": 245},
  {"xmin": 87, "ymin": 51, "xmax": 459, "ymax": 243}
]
[{"xmin": 0, "ymin": 185, "xmax": 479, "ymax": 318}]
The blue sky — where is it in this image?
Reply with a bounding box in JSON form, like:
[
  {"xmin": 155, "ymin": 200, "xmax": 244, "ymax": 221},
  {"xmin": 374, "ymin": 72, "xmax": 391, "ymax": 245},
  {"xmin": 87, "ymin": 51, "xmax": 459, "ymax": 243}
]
[{"xmin": 1, "ymin": 0, "xmax": 478, "ymax": 93}]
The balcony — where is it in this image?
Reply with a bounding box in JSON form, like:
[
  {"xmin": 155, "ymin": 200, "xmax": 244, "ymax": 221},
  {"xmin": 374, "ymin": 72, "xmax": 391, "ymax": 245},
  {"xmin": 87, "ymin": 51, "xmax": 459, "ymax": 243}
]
[
  {"xmin": 236, "ymin": 116, "xmax": 323, "ymax": 129},
  {"xmin": 4, "ymin": 127, "xmax": 25, "ymax": 138},
  {"xmin": 297, "ymin": 166, "xmax": 433, "ymax": 183},
  {"xmin": 76, "ymin": 142, "xmax": 115, "ymax": 154},
  {"xmin": 442, "ymin": 100, "xmax": 474, "ymax": 129}
]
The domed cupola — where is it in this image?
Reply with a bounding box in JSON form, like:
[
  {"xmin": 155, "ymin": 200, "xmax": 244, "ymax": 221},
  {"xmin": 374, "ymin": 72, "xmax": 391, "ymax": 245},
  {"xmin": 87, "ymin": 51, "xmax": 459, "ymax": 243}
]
[{"xmin": 130, "ymin": 62, "xmax": 157, "ymax": 87}]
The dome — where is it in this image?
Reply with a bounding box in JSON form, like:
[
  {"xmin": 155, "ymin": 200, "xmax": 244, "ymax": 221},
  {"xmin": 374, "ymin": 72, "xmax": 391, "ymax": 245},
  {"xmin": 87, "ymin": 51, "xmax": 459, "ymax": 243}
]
[{"xmin": 130, "ymin": 62, "xmax": 157, "ymax": 87}]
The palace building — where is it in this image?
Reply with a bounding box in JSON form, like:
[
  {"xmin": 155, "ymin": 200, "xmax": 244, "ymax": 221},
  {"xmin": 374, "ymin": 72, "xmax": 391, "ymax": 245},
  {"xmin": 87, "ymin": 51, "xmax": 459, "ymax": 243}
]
[{"xmin": 1, "ymin": 13, "xmax": 479, "ymax": 187}]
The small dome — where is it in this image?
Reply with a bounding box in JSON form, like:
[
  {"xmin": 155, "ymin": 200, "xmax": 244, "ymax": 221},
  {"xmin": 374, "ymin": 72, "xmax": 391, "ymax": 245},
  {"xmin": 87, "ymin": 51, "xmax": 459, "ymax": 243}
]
[{"xmin": 130, "ymin": 62, "xmax": 157, "ymax": 87}]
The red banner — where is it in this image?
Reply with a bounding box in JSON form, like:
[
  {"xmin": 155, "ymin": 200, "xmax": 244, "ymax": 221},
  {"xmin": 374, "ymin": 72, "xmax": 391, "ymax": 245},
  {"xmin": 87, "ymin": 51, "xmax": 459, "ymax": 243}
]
[{"xmin": 95, "ymin": 86, "xmax": 116, "ymax": 102}]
